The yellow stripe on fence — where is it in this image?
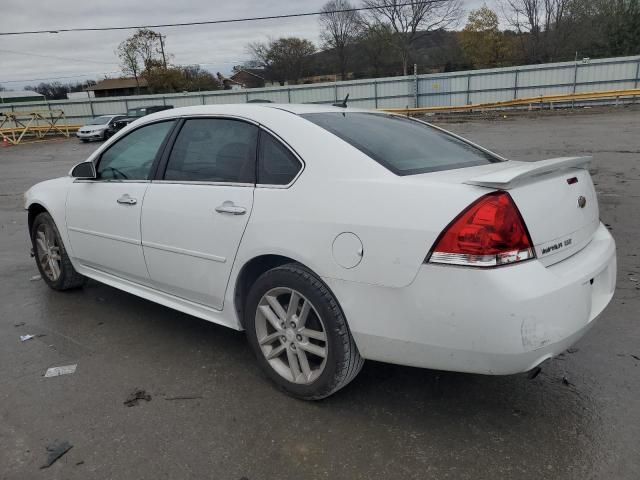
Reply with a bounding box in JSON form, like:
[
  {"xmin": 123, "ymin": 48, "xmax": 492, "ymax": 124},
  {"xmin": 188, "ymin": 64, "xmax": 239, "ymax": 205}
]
[{"xmin": 381, "ymin": 88, "xmax": 640, "ymax": 115}]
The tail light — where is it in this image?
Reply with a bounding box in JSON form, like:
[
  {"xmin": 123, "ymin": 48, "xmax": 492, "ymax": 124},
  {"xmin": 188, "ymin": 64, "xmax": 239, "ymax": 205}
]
[{"xmin": 427, "ymin": 191, "xmax": 535, "ymax": 267}]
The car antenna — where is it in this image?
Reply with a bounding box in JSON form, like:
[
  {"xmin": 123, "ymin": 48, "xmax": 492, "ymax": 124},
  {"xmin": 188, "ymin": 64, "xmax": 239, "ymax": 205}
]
[{"xmin": 333, "ymin": 93, "xmax": 349, "ymax": 108}]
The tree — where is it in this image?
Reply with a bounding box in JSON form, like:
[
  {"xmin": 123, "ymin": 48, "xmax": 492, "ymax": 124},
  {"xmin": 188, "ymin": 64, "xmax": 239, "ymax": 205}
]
[
  {"xmin": 117, "ymin": 28, "xmax": 166, "ymax": 93},
  {"xmin": 117, "ymin": 38, "xmax": 143, "ymax": 93},
  {"xmin": 501, "ymin": 0, "xmax": 574, "ymax": 62},
  {"xmin": 593, "ymin": 0, "xmax": 640, "ymax": 56},
  {"xmin": 22, "ymin": 81, "xmax": 93, "ymax": 100},
  {"xmin": 248, "ymin": 37, "xmax": 316, "ymax": 84},
  {"xmin": 359, "ymin": 24, "xmax": 395, "ymax": 76},
  {"xmin": 319, "ymin": 0, "xmax": 363, "ymax": 80},
  {"xmin": 362, "ymin": 0, "xmax": 463, "ymax": 75},
  {"xmin": 459, "ymin": 6, "xmax": 511, "ymax": 68}
]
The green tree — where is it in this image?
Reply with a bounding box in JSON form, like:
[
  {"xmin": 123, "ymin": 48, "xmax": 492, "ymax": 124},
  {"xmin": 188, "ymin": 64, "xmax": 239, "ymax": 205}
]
[
  {"xmin": 459, "ymin": 6, "xmax": 511, "ymax": 68},
  {"xmin": 248, "ymin": 37, "xmax": 316, "ymax": 84},
  {"xmin": 359, "ymin": 24, "xmax": 395, "ymax": 76}
]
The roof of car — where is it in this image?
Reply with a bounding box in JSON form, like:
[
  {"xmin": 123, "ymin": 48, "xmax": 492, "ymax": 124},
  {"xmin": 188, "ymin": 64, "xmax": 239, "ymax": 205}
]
[{"xmin": 141, "ymin": 103, "xmax": 375, "ymax": 122}]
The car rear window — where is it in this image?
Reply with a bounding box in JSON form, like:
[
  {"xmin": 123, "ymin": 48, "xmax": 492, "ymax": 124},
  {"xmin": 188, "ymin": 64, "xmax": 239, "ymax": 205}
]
[{"xmin": 301, "ymin": 112, "xmax": 501, "ymax": 175}]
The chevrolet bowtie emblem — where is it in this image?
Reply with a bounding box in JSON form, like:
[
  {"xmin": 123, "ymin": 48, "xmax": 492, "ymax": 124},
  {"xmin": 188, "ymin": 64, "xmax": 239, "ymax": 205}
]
[{"xmin": 577, "ymin": 196, "xmax": 587, "ymax": 208}]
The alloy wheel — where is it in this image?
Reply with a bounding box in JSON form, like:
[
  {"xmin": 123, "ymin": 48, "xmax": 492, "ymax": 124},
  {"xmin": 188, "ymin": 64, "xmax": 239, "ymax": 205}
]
[
  {"xmin": 35, "ymin": 223, "xmax": 61, "ymax": 281},
  {"xmin": 255, "ymin": 287, "xmax": 328, "ymax": 384}
]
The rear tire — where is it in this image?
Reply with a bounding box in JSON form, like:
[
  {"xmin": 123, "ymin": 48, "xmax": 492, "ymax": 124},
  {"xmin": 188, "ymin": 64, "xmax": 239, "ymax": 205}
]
[
  {"xmin": 245, "ymin": 263, "xmax": 363, "ymax": 400},
  {"xmin": 31, "ymin": 212, "xmax": 85, "ymax": 291}
]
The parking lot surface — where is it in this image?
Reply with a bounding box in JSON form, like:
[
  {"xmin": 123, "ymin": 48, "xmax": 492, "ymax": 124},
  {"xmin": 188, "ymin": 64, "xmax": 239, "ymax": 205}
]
[{"xmin": 1, "ymin": 107, "xmax": 639, "ymax": 479}]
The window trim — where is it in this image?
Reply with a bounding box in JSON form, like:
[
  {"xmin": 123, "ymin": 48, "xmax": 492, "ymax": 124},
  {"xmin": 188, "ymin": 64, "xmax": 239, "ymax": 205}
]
[
  {"xmin": 156, "ymin": 115, "xmax": 260, "ymax": 185},
  {"xmin": 78, "ymin": 119, "xmax": 178, "ymax": 184},
  {"xmin": 256, "ymin": 126, "xmax": 305, "ymax": 189}
]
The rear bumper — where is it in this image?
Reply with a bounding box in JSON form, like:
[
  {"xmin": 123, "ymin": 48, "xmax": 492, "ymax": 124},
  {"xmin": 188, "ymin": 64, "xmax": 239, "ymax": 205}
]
[{"xmin": 324, "ymin": 223, "xmax": 616, "ymax": 375}]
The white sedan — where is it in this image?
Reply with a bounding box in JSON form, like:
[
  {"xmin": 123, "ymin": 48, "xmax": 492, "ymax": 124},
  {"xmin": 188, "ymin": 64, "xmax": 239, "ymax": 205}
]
[{"xmin": 25, "ymin": 104, "xmax": 616, "ymax": 399}]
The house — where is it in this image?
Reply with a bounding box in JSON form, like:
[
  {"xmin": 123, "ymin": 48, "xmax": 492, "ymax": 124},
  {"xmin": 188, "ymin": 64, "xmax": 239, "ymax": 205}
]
[
  {"xmin": 223, "ymin": 78, "xmax": 244, "ymax": 90},
  {"xmin": 230, "ymin": 69, "xmax": 276, "ymax": 88},
  {"xmin": 86, "ymin": 77, "xmax": 149, "ymax": 98},
  {"xmin": 0, "ymin": 90, "xmax": 45, "ymax": 103}
]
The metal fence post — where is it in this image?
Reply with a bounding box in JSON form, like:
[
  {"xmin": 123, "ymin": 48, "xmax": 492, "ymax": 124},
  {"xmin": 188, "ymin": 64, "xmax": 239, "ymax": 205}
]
[
  {"xmin": 374, "ymin": 80, "xmax": 378, "ymax": 109},
  {"xmin": 634, "ymin": 58, "xmax": 640, "ymax": 89},
  {"xmin": 287, "ymin": 87, "xmax": 291, "ymax": 103},
  {"xmin": 513, "ymin": 70, "xmax": 519, "ymax": 100},
  {"xmin": 413, "ymin": 64, "xmax": 419, "ymax": 108},
  {"xmin": 466, "ymin": 74, "xmax": 471, "ymax": 105},
  {"xmin": 572, "ymin": 61, "xmax": 579, "ymax": 94},
  {"xmin": 88, "ymin": 95, "xmax": 95, "ymax": 117},
  {"xmin": 334, "ymin": 82, "xmax": 338, "ymax": 102},
  {"xmin": 124, "ymin": 99, "xmax": 129, "ymax": 112},
  {"xmin": 162, "ymin": 96, "xmax": 167, "ymax": 106},
  {"xmin": 245, "ymin": 91, "xmax": 249, "ymax": 103},
  {"xmin": 201, "ymin": 94, "xmax": 206, "ymax": 105}
]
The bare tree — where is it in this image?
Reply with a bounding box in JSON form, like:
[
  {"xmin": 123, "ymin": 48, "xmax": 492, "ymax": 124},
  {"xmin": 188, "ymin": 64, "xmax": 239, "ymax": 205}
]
[
  {"xmin": 319, "ymin": 0, "xmax": 363, "ymax": 80},
  {"xmin": 117, "ymin": 28, "xmax": 168, "ymax": 94},
  {"xmin": 117, "ymin": 39, "xmax": 142, "ymax": 93},
  {"xmin": 501, "ymin": 0, "xmax": 573, "ymax": 61},
  {"xmin": 362, "ymin": 0, "xmax": 462, "ymax": 75}
]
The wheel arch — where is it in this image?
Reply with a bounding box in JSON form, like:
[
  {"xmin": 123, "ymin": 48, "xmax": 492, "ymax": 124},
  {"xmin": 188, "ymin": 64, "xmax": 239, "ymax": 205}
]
[
  {"xmin": 27, "ymin": 202, "xmax": 49, "ymax": 236},
  {"xmin": 233, "ymin": 254, "xmax": 332, "ymax": 329}
]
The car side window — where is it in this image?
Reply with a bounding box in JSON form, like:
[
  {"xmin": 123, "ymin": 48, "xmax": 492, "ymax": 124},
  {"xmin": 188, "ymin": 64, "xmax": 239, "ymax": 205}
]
[
  {"xmin": 164, "ymin": 118, "xmax": 258, "ymax": 183},
  {"xmin": 97, "ymin": 121, "xmax": 175, "ymax": 181},
  {"xmin": 258, "ymin": 132, "xmax": 302, "ymax": 185}
]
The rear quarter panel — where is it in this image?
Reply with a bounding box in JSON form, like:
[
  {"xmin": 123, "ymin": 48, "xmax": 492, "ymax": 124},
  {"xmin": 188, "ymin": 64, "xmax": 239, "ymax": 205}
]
[{"xmin": 234, "ymin": 110, "xmax": 488, "ymax": 288}]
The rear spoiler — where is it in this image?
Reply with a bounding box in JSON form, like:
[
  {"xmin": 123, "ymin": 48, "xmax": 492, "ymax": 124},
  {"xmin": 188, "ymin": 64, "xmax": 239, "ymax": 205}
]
[{"xmin": 464, "ymin": 156, "xmax": 592, "ymax": 190}]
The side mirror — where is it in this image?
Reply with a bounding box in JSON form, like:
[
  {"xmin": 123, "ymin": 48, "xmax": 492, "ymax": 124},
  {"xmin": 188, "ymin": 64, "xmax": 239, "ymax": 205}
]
[{"xmin": 71, "ymin": 162, "xmax": 97, "ymax": 179}]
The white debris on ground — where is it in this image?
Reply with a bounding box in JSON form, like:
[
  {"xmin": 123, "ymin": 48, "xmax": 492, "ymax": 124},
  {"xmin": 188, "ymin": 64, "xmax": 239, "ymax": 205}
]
[{"xmin": 44, "ymin": 364, "xmax": 77, "ymax": 378}]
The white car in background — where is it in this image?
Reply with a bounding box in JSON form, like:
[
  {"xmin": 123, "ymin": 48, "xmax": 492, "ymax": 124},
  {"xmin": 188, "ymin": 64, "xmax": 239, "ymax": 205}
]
[
  {"xmin": 25, "ymin": 104, "xmax": 616, "ymax": 399},
  {"xmin": 76, "ymin": 115, "xmax": 125, "ymax": 142}
]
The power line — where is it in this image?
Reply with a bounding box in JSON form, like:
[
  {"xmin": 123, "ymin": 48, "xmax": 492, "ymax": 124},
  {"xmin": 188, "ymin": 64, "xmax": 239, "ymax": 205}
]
[
  {"xmin": 0, "ymin": 48, "xmax": 117, "ymax": 65},
  {"xmin": 0, "ymin": 1, "xmax": 444, "ymax": 36},
  {"xmin": 0, "ymin": 71, "xmax": 121, "ymax": 84},
  {"xmin": 0, "ymin": 60, "xmax": 240, "ymax": 84}
]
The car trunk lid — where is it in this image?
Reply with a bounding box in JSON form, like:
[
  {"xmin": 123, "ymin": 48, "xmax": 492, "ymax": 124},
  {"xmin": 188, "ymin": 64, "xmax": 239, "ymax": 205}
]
[{"xmin": 463, "ymin": 157, "xmax": 599, "ymax": 266}]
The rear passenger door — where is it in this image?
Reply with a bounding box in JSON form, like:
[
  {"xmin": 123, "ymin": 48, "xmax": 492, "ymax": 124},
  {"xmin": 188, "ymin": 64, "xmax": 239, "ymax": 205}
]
[{"xmin": 141, "ymin": 118, "xmax": 258, "ymax": 309}]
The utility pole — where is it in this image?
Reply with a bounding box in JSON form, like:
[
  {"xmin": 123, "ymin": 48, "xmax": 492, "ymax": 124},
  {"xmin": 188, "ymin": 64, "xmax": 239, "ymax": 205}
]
[{"xmin": 158, "ymin": 33, "xmax": 167, "ymax": 69}]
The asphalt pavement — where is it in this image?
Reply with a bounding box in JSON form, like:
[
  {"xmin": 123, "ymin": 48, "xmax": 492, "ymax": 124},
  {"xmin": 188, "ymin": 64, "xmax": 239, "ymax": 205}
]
[{"xmin": 1, "ymin": 106, "xmax": 639, "ymax": 479}]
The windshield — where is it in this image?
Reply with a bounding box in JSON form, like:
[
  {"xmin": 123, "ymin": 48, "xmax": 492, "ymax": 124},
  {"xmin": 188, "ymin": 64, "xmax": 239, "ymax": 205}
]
[
  {"xmin": 87, "ymin": 116, "xmax": 113, "ymax": 125},
  {"xmin": 127, "ymin": 108, "xmax": 146, "ymax": 117},
  {"xmin": 301, "ymin": 112, "xmax": 502, "ymax": 175}
]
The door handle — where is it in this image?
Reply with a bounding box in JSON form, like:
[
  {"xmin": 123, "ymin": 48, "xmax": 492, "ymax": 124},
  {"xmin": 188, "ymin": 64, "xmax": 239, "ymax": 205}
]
[
  {"xmin": 215, "ymin": 201, "xmax": 246, "ymax": 215},
  {"xmin": 117, "ymin": 194, "xmax": 137, "ymax": 206}
]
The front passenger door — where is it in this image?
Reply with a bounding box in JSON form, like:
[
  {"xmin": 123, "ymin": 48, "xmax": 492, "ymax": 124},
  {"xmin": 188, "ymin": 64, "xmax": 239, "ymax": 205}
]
[{"xmin": 141, "ymin": 118, "xmax": 258, "ymax": 309}]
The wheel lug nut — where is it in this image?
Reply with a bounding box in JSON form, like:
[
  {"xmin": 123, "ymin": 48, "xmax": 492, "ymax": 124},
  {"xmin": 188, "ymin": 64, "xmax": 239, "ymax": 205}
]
[
  {"xmin": 290, "ymin": 322, "xmax": 296, "ymax": 328},
  {"xmin": 290, "ymin": 344, "xmax": 296, "ymax": 350},
  {"xmin": 296, "ymin": 335, "xmax": 302, "ymax": 341},
  {"xmin": 280, "ymin": 336, "xmax": 286, "ymax": 342},
  {"xmin": 280, "ymin": 322, "xmax": 286, "ymax": 329}
]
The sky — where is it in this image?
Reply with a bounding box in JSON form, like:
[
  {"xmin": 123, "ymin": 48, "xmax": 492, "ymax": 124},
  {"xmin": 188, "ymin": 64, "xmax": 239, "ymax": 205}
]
[{"xmin": 0, "ymin": 0, "xmax": 489, "ymax": 90}]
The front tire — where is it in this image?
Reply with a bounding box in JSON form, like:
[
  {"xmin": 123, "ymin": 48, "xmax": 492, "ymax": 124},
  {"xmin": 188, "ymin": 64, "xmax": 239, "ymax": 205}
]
[
  {"xmin": 245, "ymin": 263, "xmax": 363, "ymax": 400},
  {"xmin": 31, "ymin": 212, "xmax": 85, "ymax": 290}
]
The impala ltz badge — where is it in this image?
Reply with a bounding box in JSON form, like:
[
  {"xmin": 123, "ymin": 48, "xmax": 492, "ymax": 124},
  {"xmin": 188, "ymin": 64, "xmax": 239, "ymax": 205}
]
[{"xmin": 578, "ymin": 196, "xmax": 587, "ymax": 208}]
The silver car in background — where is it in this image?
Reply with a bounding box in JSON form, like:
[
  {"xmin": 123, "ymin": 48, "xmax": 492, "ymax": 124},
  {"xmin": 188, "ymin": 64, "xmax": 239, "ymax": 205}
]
[{"xmin": 76, "ymin": 115, "xmax": 126, "ymax": 142}]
